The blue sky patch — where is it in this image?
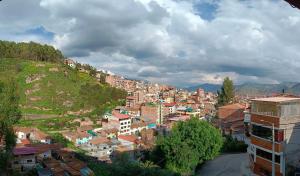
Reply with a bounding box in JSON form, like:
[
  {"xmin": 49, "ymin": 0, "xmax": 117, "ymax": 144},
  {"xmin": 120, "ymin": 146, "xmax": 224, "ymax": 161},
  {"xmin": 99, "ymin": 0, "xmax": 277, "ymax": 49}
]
[
  {"xmin": 22, "ymin": 26, "xmax": 54, "ymax": 41},
  {"xmin": 194, "ymin": 2, "xmax": 219, "ymax": 21}
]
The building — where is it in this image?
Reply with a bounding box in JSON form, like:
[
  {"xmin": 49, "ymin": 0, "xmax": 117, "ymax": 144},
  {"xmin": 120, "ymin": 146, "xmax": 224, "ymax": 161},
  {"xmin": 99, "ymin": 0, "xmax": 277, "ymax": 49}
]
[
  {"xmin": 218, "ymin": 103, "xmax": 246, "ymax": 141},
  {"xmin": 82, "ymin": 137, "xmax": 117, "ymax": 161},
  {"xmin": 12, "ymin": 147, "xmax": 37, "ymax": 173},
  {"xmin": 64, "ymin": 59, "xmax": 76, "ymax": 69},
  {"xmin": 248, "ymin": 97, "xmax": 300, "ymax": 176},
  {"xmin": 62, "ymin": 131, "xmax": 92, "ymax": 146},
  {"xmin": 15, "ymin": 127, "xmax": 52, "ymax": 144},
  {"xmin": 163, "ymin": 102, "xmax": 177, "ymax": 114},
  {"xmin": 111, "ymin": 111, "xmax": 132, "ymax": 135}
]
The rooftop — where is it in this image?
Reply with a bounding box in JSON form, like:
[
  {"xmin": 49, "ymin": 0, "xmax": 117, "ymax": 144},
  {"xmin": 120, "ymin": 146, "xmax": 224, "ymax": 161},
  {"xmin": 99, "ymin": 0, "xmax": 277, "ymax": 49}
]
[
  {"xmin": 89, "ymin": 137, "xmax": 110, "ymax": 145},
  {"xmin": 112, "ymin": 112, "xmax": 130, "ymax": 120},
  {"xmin": 252, "ymin": 97, "xmax": 300, "ymax": 103},
  {"xmin": 218, "ymin": 103, "xmax": 246, "ymax": 110},
  {"xmin": 13, "ymin": 147, "xmax": 37, "ymax": 155}
]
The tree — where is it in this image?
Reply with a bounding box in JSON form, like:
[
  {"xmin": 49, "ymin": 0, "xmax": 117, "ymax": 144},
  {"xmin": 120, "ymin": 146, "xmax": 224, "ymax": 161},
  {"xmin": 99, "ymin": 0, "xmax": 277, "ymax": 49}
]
[
  {"xmin": 0, "ymin": 80, "xmax": 22, "ymax": 173},
  {"xmin": 155, "ymin": 117, "xmax": 223, "ymax": 175},
  {"xmin": 217, "ymin": 77, "xmax": 234, "ymax": 107}
]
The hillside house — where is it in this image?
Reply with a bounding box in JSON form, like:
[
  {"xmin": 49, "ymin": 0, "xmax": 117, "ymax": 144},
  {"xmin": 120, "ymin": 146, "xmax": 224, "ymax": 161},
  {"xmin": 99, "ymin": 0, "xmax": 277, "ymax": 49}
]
[
  {"xmin": 62, "ymin": 131, "xmax": 92, "ymax": 146},
  {"xmin": 218, "ymin": 103, "xmax": 247, "ymax": 141},
  {"xmin": 12, "ymin": 147, "xmax": 37, "ymax": 173}
]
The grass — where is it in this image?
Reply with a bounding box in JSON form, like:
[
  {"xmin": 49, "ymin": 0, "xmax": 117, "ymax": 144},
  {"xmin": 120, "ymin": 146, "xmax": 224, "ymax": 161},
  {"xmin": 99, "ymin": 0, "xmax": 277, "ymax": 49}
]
[
  {"xmin": 17, "ymin": 116, "xmax": 80, "ymax": 132},
  {"xmin": 0, "ymin": 58, "xmax": 110, "ymax": 116}
]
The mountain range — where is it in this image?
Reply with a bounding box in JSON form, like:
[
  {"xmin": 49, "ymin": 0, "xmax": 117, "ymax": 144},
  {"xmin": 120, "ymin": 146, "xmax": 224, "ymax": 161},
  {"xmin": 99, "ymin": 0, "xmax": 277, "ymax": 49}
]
[{"xmin": 186, "ymin": 82, "xmax": 300, "ymax": 96}]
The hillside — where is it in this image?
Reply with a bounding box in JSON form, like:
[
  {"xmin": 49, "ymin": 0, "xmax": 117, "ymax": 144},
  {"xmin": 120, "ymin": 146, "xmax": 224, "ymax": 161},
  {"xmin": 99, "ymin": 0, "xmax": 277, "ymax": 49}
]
[{"xmin": 0, "ymin": 58, "xmax": 126, "ymax": 118}]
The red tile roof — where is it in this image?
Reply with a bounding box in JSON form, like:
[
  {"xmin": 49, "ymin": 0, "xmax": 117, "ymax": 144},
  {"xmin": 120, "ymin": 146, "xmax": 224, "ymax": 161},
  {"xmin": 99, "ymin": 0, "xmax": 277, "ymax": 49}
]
[
  {"xmin": 118, "ymin": 135, "xmax": 138, "ymax": 143},
  {"xmin": 112, "ymin": 112, "xmax": 130, "ymax": 120},
  {"xmin": 163, "ymin": 102, "xmax": 176, "ymax": 107},
  {"xmin": 90, "ymin": 137, "xmax": 110, "ymax": 145},
  {"xmin": 218, "ymin": 103, "xmax": 246, "ymax": 110}
]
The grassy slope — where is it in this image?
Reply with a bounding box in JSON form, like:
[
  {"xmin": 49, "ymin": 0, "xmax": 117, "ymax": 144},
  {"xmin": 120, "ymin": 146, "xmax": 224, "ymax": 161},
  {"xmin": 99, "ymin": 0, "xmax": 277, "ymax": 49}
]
[{"xmin": 0, "ymin": 58, "xmax": 101, "ymax": 116}]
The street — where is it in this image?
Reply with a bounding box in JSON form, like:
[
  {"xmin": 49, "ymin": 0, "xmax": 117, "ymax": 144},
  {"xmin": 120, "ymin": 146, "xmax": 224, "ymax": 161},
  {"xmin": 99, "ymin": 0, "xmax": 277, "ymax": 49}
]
[{"xmin": 197, "ymin": 153, "xmax": 253, "ymax": 176}]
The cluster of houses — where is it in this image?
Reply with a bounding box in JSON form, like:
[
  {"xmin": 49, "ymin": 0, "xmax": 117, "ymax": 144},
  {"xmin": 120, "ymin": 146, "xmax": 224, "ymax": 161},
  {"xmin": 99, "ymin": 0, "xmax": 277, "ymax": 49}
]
[{"xmin": 12, "ymin": 127, "xmax": 94, "ymax": 176}]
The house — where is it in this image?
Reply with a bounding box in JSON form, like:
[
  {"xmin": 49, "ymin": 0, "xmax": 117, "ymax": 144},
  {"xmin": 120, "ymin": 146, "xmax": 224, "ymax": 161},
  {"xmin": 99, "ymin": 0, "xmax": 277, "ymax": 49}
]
[
  {"xmin": 82, "ymin": 137, "xmax": 118, "ymax": 161},
  {"xmin": 30, "ymin": 130, "xmax": 52, "ymax": 144},
  {"xmin": 98, "ymin": 128, "xmax": 118, "ymax": 139},
  {"xmin": 130, "ymin": 121, "xmax": 147, "ymax": 135},
  {"xmin": 111, "ymin": 111, "xmax": 132, "ymax": 135},
  {"xmin": 12, "ymin": 147, "xmax": 37, "ymax": 173},
  {"xmin": 248, "ymin": 97, "xmax": 300, "ymax": 176},
  {"xmin": 64, "ymin": 59, "xmax": 76, "ymax": 69},
  {"xmin": 48, "ymin": 149, "xmax": 94, "ymax": 176},
  {"xmin": 15, "ymin": 127, "xmax": 52, "ymax": 144},
  {"xmin": 62, "ymin": 131, "xmax": 92, "ymax": 145},
  {"xmin": 115, "ymin": 135, "xmax": 140, "ymax": 161},
  {"xmin": 126, "ymin": 96, "xmax": 136, "ymax": 108},
  {"xmin": 28, "ymin": 143, "xmax": 62, "ymax": 160},
  {"xmin": 163, "ymin": 102, "xmax": 177, "ymax": 114},
  {"xmin": 217, "ymin": 103, "xmax": 246, "ymax": 141}
]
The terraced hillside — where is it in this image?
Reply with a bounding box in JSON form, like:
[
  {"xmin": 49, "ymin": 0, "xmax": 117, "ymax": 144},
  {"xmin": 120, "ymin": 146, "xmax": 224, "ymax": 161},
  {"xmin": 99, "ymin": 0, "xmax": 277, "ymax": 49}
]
[{"xmin": 0, "ymin": 58, "xmax": 126, "ymax": 118}]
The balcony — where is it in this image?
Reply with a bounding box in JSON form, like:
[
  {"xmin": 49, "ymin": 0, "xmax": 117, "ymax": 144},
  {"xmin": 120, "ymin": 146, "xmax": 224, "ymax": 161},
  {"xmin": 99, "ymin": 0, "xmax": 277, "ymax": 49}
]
[
  {"xmin": 251, "ymin": 114, "xmax": 280, "ymax": 128},
  {"xmin": 250, "ymin": 135, "xmax": 282, "ymax": 152}
]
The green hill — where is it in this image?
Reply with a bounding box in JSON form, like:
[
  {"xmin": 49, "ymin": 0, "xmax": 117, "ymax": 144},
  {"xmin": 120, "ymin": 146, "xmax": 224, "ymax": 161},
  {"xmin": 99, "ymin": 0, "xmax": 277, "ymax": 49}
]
[{"xmin": 0, "ymin": 58, "xmax": 126, "ymax": 118}]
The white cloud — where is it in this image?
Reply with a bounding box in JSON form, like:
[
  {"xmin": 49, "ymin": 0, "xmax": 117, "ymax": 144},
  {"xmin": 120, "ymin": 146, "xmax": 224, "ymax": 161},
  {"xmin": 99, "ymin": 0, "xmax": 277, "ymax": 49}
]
[{"xmin": 1, "ymin": 0, "xmax": 300, "ymax": 87}]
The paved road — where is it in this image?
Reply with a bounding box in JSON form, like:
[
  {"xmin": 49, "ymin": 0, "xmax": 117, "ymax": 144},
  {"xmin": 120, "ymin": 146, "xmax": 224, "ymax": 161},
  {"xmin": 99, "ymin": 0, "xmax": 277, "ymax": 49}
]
[{"xmin": 197, "ymin": 153, "xmax": 253, "ymax": 176}]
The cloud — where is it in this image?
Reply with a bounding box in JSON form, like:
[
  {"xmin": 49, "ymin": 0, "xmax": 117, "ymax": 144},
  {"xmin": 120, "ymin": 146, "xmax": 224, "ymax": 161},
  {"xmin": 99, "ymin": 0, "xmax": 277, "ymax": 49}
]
[{"xmin": 1, "ymin": 0, "xmax": 300, "ymax": 87}]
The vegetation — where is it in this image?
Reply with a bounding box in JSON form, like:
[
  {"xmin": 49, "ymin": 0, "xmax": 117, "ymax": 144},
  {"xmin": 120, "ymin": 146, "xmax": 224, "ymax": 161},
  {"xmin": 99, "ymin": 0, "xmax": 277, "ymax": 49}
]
[
  {"xmin": 0, "ymin": 80, "xmax": 22, "ymax": 173},
  {"xmin": 0, "ymin": 40, "xmax": 64, "ymax": 63},
  {"xmin": 0, "ymin": 58, "xmax": 126, "ymax": 117},
  {"xmin": 153, "ymin": 117, "xmax": 223, "ymax": 175},
  {"xmin": 222, "ymin": 135, "xmax": 248, "ymax": 153},
  {"xmin": 17, "ymin": 117, "xmax": 80, "ymax": 132},
  {"xmin": 86, "ymin": 153, "xmax": 179, "ymax": 176},
  {"xmin": 217, "ymin": 77, "xmax": 234, "ymax": 107}
]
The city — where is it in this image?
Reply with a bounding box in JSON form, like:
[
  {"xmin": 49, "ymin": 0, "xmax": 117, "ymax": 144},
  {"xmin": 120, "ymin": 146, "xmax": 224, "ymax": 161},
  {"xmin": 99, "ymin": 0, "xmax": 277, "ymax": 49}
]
[{"xmin": 1, "ymin": 0, "xmax": 300, "ymax": 176}]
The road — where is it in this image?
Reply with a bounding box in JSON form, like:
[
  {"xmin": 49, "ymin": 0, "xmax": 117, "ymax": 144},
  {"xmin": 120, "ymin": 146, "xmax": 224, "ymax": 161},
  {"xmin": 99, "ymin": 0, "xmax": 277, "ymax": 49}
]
[{"xmin": 197, "ymin": 153, "xmax": 253, "ymax": 176}]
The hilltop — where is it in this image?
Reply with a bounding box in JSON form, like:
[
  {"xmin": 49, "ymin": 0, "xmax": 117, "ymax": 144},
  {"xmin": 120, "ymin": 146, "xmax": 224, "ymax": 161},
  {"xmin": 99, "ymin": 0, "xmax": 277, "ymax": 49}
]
[{"xmin": 0, "ymin": 41, "xmax": 126, "ymax": 119}]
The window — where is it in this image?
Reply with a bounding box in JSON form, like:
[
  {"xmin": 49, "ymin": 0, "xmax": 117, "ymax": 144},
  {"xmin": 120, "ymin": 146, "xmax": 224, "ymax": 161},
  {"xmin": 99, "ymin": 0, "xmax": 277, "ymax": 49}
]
[
  {"xmin": 13, "ymin": 161, "xmax": 19, "ymax": 164},
  {"xmin": 252, "ymin": 124, "xmax": 272, "ymax": 140},
  {"xmin": 27, "ymin": 159, "xmax": 33, "ymax": 163},
  {"xmin": 256, "ymin": 148, "xmax": 280, "ymax": 164},
  {"xmin": 251, "ymin": 124, "xmax": 284, "ymax": 142}
]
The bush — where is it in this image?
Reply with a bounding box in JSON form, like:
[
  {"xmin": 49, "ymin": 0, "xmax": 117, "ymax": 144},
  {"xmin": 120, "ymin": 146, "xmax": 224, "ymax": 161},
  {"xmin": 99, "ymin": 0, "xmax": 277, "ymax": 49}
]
[{"xmin": 222, "ymin": 135, "xmax": 248, "ymax": 153}]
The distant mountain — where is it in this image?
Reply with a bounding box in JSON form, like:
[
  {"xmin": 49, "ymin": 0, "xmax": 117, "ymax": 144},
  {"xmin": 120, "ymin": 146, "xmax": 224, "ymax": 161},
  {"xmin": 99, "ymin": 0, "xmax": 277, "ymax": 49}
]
[
  {"xmin": 186, "ymin": 84, "xmax": 222, "ymax": 93},
  {"xmin": 187, "ymin": 82, "xmax": 300, "ymax": 96}
]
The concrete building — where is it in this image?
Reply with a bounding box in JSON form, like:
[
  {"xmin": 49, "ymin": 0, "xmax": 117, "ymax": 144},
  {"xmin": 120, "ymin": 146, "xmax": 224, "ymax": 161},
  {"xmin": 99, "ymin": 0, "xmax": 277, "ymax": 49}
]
[
  {"xmin": 248, "ymin": 97, "xmax": 300, "ymax": 176},
  {"xmin": 111, "ymin": 112, "xmax": 132, "ymax": 135}
]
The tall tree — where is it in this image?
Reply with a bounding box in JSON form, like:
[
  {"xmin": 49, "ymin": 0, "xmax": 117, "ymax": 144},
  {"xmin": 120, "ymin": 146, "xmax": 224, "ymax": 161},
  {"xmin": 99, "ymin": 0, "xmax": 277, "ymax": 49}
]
[
  {"xmin": 217, "ymin": 77, "xmax": 234, "ymax": 107},
  {"xmin": 155, "ymin": 117, "xmax": 223, "ymax": 175},
  {"xmin": 0, "ymin": 80, "xmax": 22, "ymax": 173}
]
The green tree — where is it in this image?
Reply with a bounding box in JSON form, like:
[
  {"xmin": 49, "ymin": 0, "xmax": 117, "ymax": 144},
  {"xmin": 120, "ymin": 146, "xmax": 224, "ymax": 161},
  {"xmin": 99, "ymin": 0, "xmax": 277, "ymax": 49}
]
[
  {"xmin": 217, "ymin": 77, "xmax": 234, "ymax": 107},
  {"xmin": 0, "ymin": 80, "xmax": 22, "ymax": 173},
  {"xmin": 156, "ymin": 117, "xmax": 223, "ymax": 175}
]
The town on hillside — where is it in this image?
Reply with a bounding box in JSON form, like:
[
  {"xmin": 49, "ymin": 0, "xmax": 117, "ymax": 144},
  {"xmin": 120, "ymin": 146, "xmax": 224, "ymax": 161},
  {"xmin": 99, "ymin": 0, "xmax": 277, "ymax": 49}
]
[
  {"xmin": 1, "ymin": 59, "xmax": 298, "ymax": 176},
  {"xmin": 1, "ymin": 1, "xmax": 300, "ymax": 176}
]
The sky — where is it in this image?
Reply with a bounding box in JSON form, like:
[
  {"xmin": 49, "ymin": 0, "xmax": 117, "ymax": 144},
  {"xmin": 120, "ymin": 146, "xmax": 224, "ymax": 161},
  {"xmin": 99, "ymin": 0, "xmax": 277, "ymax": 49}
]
[{"xmin": 1, "ymin": 0, "xmax": 300, "ymax": 87}]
